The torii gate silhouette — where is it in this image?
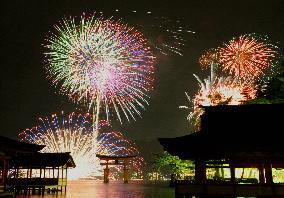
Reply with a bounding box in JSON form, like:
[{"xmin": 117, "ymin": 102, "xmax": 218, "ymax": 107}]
[{"xmin": 96, "ymin": 154, "xmax": 137, "ymax": 183}]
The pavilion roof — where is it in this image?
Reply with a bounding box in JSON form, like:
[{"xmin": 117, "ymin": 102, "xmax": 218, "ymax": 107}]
[
  {"xmin": 159, "ymin": 103, "xmax": 284, "ymax": 162},
  {"xmin": 10, "ymin": 152, "xmax": 76, "ymax": 168},
  {"xmin": 0, "ymin": 135, "xmax": 45, "ymax": 157}
]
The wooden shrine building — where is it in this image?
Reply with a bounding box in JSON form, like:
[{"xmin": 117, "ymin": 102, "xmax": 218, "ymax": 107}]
[
  {"xmin": 0, "ymin": 135, "xmax": 45, "ymax": 197},
  {"xmin": 159, "ymin": 103, "xmax": 284, "ymax": 198},
  {"xmin": 96, "ymin": 154, "xmax": 137, "ymax": 183},
  {"xmin": 0, "ymin": 135, "xmax": 75, "ymax": 195},
  {"xmin": 8, "ymin": 152, "xmax": 75, "ymax": 194}
]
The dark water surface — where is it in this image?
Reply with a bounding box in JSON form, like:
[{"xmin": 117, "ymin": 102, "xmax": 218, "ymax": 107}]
[{"xmin": 15, "ymin": 180, "xmax": 175, "ymax": 198}]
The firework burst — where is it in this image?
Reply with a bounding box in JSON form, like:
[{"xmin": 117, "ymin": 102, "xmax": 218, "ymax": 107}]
[
  {"xmin": 219, "ymin": 34, "xmax": 278, "ymax": 81},
  {"xmin": 44, "ymin": 13, "xmax": 156, "ymax": 124},
  {"xmin": 180, "ymin": 75, "xmax": 257, "ymax": 129},
  {"xmin": 19, "ymin": 112, "xmax": 145, "ymax": 180},
  {"xmin": 193, "ymin": 75, "xmax": 257, "ymax": 106},
  {"xmin": 199, "ymin": 48, "xmax": 219, "ymax": 70}
]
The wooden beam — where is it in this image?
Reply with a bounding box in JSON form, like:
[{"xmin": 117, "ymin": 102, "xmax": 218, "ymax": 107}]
[
  {"xmin": 96, "ymin": 154, "xmax": 137, "ymax": 161},
  {"xmin": 100, "ymin": 162, "xmax": 124, "ymax": 165}
]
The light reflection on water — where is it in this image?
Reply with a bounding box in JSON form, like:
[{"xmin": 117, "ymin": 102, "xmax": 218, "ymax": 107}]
[{"xmin": 15, "ymin": 180, "xmax": 175, "ymax": 198}]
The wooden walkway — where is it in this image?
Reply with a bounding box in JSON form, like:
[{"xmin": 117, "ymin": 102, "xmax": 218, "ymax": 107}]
[{"xmin": 0, "ymin": 184, "xmax": 15, "ymax": 198}]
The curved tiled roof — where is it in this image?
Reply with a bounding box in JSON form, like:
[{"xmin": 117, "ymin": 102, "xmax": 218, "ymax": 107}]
[
  {"xmin": 159, "ymin": 104, "xmax": 284, "ymax": 161},
  {"xmin": 0, "ymin": 135, "xmax": 45, "ymax": 156},
  {"xmin": 10, "ymin": 152, "xmax": 76, "ymax": 168}
]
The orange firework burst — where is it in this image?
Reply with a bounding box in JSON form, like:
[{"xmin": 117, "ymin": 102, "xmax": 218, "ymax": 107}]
[
  {"xmin": 199, "ymin": 48, "xmax": 219, "ymax": 69},
  {"xmin": 193, "ymin": 76, "xmax": 257, "ymax": 107},
  {"xmin": 180, "ymin": 75, "xmax": 258, "ymax": 131},
  {"xmin": 219, "ymin": 34, "xmax": 278, "ymax": 81}
]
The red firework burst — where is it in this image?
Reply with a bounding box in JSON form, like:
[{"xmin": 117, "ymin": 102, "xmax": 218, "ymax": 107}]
[{"xmin": 218, "ymin": 34, "xmax": 277, "ymax": 81}]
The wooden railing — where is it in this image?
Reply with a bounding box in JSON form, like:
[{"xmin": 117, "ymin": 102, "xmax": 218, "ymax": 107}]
[
  {"xmin": 6, "ymin": 178, "xmax": 64, "ymax": 195},
  {"xmin": 7, "ymin": 178, "xmax": 58, "ymax": 186},
  {"xmin": 0, "ymin": 183, "xmax": 15, "ymax": 197},
  {"xmin": 0, "ymin": 184, "xmax": 4, "ymax": 193},
  {"xmin": 58, "ymin": 178, "xmax": 67, "ymax": 186}
]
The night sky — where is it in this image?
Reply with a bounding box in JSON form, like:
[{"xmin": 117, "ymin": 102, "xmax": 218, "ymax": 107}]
[{"xmin": 1, "ymin": 0, "xmax": 284, "ymax": 142}]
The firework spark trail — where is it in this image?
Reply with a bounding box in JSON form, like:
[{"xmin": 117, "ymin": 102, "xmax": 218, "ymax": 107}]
[
  {"xmin": 100, "ymin": 9, "xmax": 195, "ymax": 56},
  {"xmin": 134, "ymin": 16, "xmax": 195, "ymax": 56},
  {"xmin": 180, "ymin": 75, "xmax": 257, "ymax": 129},
  {"xmin": 44, "ymin": 14, "xmax": 156, "ymax": 127},
  {"xmin": 199, "ymin": 48, "xmax": 219, "ymax": 70},
  {"xmin": 199, "ymin": 48, "xmax": 220, "ymax": 82},
  {"xmin": 193, "ymin": 75, "xmax": 257, "ymax": 106},
  {"xmin": 218, "ymin": 34, "xmax": 278, "ymax": 82},
  {"xmin": 19, "ymin": 112, "xmax": 145, "ymax": 180}
]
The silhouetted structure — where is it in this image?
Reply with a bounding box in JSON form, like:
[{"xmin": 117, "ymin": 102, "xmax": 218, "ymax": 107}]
[
  {"xmin": 0, "ymin": 136, "xmax": 75, "ymax": 196},
  {"xmin": 159, "ymin": 104, "xmax": 284, "ymax": 198},
  {"xmin": 96, "ymin": 154, "xmax": 137, "ymax": 183}
]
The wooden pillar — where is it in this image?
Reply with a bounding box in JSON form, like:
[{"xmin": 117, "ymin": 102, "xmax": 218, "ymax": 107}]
[
  {"xmin": 29, "ymin": 168, "xmax": 32, "ymax": 178},
  {"xmin": 2, "ymin": 159, "xmax": 8, "ymax": 190},
  {"xmin": 104, "ymin": 161, "xmax": 109, "ymax": 183},
  {"xmin": 65, "ymin": 167, "xmax": 67, "ymax": 192},
  {"xmin": 230, "ymin": 162, "xmax": 236, "ymax": 197},
  {"xmin": 61, "ymin": 167, "xmax": 63, "ymax": 192},
  {"xmin": 195, "ymin": 159, "xmax": 206, "ymax": 184},
  {"xmin": 1, "ymin": 160, "xmax": 3, "ymax": 183},
  {"xmin": 39, "ymin": 168, "xmax": 43, "ymax": 195},
  {"xmin": 123, "ymin": 160, "xmax": 129, "ymax": 184},
  {"xmin": 13, "ymin": 167, "xmax": 16, "ymax": 178},
  {"xmin": 259, "ymin": 164, "xmax": 265, "ymax": 184},
  {"xmin": 65, "ymin": 167, "xmax": 67, "ymax": 180},
  {"xmin": 230, "ymin": 163, "xmax": 236, "ymax": 183},
  {"xmin": 264, "ymin": 163, "xmax": 273, "ymax": 184},
  {"xmin": 57, "ymin": 167, "xmax": 60, "ymax": 179},
  {"xmin": 17, "ymin": 167, "xmax": 19, "ymax": 178},
  {"xmin": 43, "ymin": 169, "xmax": 46, "ymax": 196},
  {"xmin": 29, "ymin": 167, "xmax": 32, "ymax": 195},
  {"xmin": 57, "ymin": 167, "xmax": 60, "ymax": 192}
]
